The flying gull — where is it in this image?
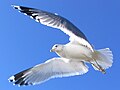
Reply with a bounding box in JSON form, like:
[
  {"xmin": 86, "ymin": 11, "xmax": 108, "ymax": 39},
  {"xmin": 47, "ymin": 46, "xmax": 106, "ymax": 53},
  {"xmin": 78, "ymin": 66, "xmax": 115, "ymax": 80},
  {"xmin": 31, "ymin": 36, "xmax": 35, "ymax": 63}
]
[{"xmin": 9, "ymin": 5, "xmax": 113, "ymax": 86}]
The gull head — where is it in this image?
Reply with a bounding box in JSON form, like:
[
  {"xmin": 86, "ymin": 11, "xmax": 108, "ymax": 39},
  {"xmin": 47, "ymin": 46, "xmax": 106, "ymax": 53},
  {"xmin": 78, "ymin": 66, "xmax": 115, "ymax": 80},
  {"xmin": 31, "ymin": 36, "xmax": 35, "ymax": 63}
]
[{"xmin": 50, "ymin": 44, "xmax": 64, "ymax": 52}]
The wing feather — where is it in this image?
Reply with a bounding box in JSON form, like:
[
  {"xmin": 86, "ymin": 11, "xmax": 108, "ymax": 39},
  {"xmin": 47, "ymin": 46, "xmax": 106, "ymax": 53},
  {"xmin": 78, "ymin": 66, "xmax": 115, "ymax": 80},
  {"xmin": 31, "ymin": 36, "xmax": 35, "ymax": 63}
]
[
  {"xmin": 9, "ymin": 58, "xmax": 88, "ymax": 86},
  {"xmin": 12, "ymin": 5, "xmax": 93, "ymax": 51}
]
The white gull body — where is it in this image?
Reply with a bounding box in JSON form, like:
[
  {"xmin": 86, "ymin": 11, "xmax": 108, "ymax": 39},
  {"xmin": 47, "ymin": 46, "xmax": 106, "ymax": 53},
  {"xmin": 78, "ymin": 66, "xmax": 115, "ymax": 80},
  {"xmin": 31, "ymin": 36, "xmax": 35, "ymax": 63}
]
[{"xmin": 58, "ymin": 43, "xmax": 92, "ymax": 60}]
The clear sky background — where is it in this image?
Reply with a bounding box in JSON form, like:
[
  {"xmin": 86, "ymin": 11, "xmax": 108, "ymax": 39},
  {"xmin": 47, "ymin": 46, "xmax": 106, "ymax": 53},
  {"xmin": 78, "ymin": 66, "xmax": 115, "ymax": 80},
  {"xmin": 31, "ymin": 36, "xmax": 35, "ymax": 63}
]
[{"xmin": 1, "ymin": 0, "xmax": 120, "ymax": 90}]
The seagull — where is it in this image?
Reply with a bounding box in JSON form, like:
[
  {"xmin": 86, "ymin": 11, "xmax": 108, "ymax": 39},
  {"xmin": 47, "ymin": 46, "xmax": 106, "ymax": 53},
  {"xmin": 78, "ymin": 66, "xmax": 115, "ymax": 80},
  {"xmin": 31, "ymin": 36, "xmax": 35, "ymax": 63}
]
[{"xmin": 9, "ymin": 5, "xmax": 113, "ymax": 86}]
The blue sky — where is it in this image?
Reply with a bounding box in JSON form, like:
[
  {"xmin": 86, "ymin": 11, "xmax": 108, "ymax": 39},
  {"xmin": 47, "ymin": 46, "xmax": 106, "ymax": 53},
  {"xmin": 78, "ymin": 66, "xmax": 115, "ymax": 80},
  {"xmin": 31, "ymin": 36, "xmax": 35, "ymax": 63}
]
[{"xmin": 1, "ymin": 0, "xmax": 120, "ymax": 90}]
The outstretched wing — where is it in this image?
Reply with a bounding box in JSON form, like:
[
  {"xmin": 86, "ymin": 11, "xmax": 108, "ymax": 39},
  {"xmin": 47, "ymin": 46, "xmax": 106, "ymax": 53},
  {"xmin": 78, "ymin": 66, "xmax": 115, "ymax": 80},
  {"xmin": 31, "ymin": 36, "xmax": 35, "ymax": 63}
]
[
  {"xmin": 8, "ymin": 58, "xmax": 88, "ymax": 86},
  {"xmin": 12, "ymin": 5, "xmax": 93, "ymax": 51}
]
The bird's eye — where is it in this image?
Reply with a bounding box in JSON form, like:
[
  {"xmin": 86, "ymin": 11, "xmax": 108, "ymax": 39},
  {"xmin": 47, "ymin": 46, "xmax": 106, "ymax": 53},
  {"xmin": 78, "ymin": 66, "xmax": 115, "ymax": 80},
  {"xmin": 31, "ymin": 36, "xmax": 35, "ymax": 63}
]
[{"xmin": 55, "ymin": 45, "xmax": 58, "ymax": 47}]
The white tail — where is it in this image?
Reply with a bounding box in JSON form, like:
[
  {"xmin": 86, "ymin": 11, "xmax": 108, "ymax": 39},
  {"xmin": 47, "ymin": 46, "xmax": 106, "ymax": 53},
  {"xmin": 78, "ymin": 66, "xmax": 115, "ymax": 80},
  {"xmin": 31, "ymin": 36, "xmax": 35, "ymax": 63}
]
[{"xmin": 92, "ymin": 48, "xmax": 113, "ymax": 71}]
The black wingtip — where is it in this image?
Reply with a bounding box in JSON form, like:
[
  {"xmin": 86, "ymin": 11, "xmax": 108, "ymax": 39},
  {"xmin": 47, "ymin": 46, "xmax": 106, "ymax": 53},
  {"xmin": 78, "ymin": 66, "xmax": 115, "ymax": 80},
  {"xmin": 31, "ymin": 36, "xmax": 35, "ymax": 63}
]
[
  {"xmin": 11, "ymin": 5, "xmax": 20, "ymax": 10},
  {"xmin": 11, "ymin": 5, "xmax": 36, "ymax": 11},
  {"xmin": 8, "ymin": 68, "xmax": 31, "ymax": 86},
  {"xmin": 8, "ymin": 75, "xmax": 15, "ymax": 82}
]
